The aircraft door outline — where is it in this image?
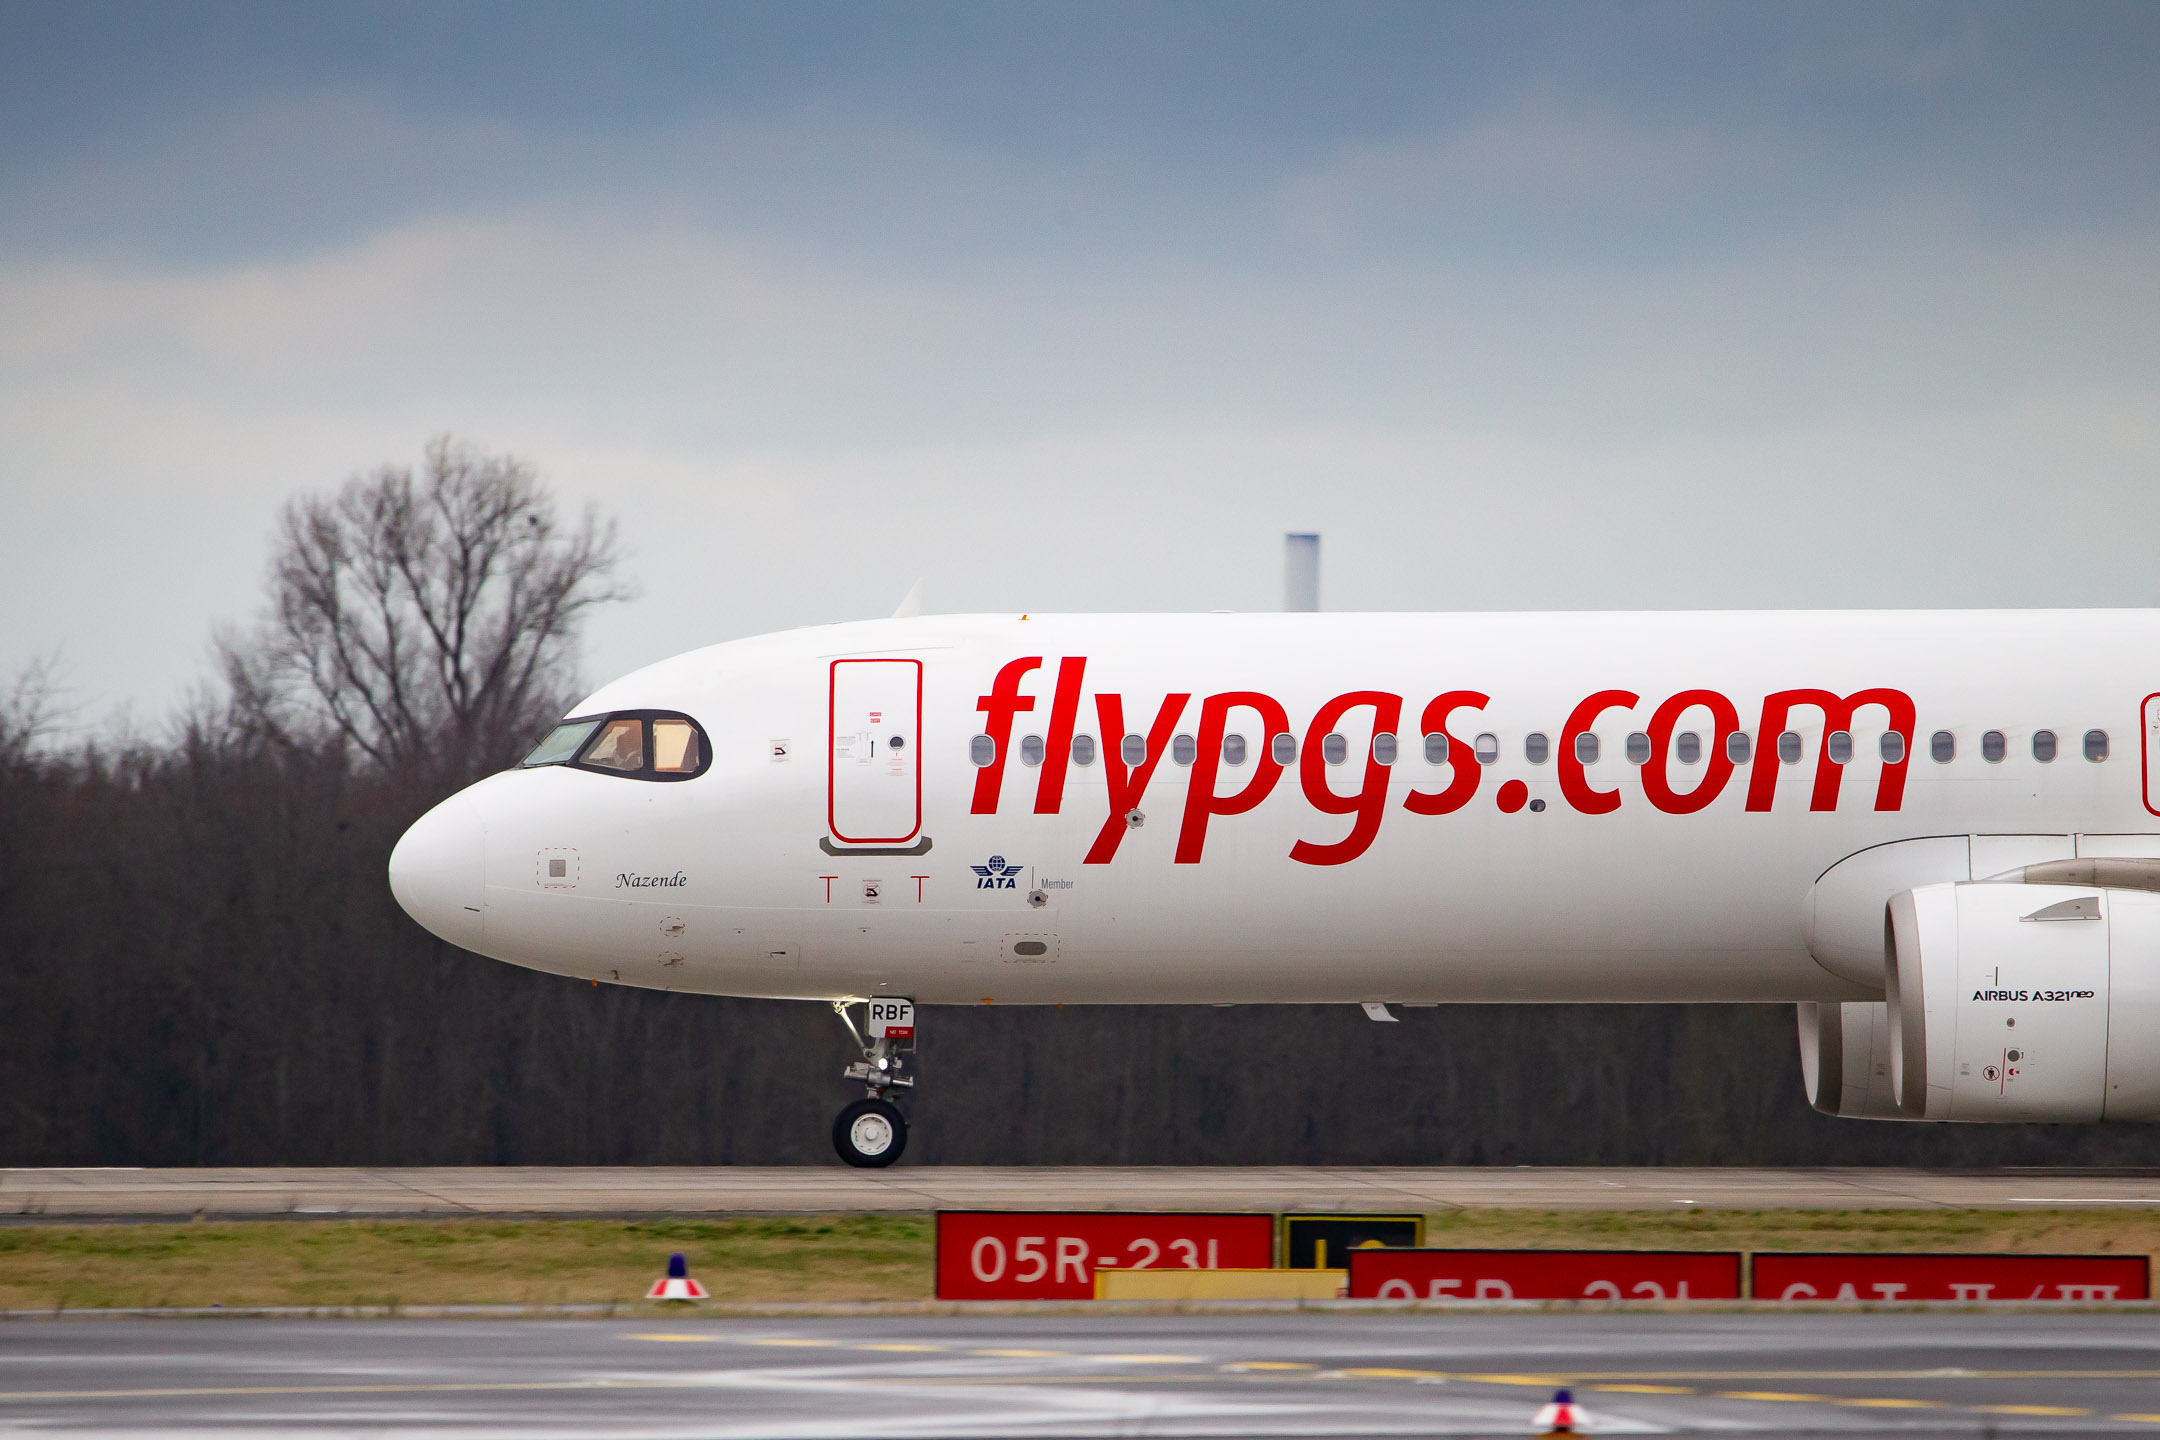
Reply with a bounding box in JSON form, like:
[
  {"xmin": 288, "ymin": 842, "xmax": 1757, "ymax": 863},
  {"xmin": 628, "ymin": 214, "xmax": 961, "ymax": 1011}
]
[
  {"xmin": 830, "ymin": 658, "xmax": 924, "ymax": 845},
  {"xmin": 2144, "ymin": 693, "xmax": 2160, "ymax": 819}
]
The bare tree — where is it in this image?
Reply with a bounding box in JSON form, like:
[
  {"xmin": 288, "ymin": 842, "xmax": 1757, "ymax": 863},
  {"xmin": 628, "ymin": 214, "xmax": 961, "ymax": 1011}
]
[
  {"xmin": 223, "ymin": 437, "xmax": 631, "ymax": 786},
  {"xmin": 0, "ymin": 653, "xmax": 63, "ymax": 772}
]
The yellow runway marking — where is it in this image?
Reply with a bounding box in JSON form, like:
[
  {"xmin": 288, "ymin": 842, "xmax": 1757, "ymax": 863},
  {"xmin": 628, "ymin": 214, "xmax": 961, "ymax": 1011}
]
[
  {"xmin": 2, "ymin": 1365, "xmax": 2142, "ymax": 1414},
  {"xmin": 854, "ymin": 1343, "xmax": 946, "ymax": 1352},
  {"xmin": 742, "ymin": 1338, "xmax": 827, "ymax": 1348},
  {"xmin": 1594, "ymin": 1384, "xmax": 1696, "ymax": 1395}
]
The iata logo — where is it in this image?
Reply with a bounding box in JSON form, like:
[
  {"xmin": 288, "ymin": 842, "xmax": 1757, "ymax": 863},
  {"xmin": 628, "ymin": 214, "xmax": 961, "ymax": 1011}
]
[{"xmin": 971, "ymin": 855, "xmax": 1023, "ymax": 890}]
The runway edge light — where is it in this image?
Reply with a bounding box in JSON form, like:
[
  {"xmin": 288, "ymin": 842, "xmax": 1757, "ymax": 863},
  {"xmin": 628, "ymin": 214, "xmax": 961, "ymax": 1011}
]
[
  {"xmin": 1533, "ymin": 1387, "xmax": 1586, "ymax": 1435},
  {"xmin": 647, "ymin": 1253, "xmax": 709, "ymax": 1302}
]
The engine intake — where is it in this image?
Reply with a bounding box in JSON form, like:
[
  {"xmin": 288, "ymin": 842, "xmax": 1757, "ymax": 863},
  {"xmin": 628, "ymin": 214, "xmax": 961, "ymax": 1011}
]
[{"xmin": 1884, "ymin": 882, "xmax": 2160, "ymax": 1121}]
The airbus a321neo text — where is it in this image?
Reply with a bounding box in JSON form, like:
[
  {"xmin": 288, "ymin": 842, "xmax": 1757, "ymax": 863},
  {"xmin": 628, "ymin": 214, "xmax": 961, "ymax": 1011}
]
[{"xmin": 389, "ymin": 610, "xmax": 2160, "ymax": 1165}]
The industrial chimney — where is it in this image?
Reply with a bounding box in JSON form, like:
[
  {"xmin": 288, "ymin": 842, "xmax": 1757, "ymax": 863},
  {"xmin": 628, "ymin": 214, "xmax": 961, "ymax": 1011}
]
[{"xmin": 1284, "ymin": 532, "xmax": 1319, "ymax": 612}]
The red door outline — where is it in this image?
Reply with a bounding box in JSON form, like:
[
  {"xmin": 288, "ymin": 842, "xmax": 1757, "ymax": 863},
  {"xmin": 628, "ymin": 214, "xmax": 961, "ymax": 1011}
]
[
  {"xmin": 829, "ymin": 659, "xmax": 924, "ymax": 844},
  {"xmin": 2144, "ymin": 693, "xmax": 2160, "ymax": 819}
]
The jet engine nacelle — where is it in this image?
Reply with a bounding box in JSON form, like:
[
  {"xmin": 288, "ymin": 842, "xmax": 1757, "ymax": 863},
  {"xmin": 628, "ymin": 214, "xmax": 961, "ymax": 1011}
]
[
  {"xmin": 1885, "ymin": 882, "xmax": 2160, "ymax": 1122},
  {"xmin": 1796, "ymin": 1001, "xmax": 1911, "ymax": 1119}
]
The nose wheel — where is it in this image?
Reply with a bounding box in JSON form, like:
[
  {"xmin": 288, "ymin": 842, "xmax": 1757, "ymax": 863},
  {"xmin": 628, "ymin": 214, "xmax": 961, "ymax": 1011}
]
[
  {"xmin": 831, "ymin": 998, "xmax": 915, "ymax": 1167},
  {"xmin": 833, "ymin": 1097, "xmax": 908, "ymax": 1167}
]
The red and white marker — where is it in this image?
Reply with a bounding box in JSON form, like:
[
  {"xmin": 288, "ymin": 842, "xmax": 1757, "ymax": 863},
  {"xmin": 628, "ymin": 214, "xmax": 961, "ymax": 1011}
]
[
  {"xmin": 1533, "ymin": 1388, "xmax": 1588, "ymax": 1435},
  {"xmin": 647, "ymin": 1252, "xmax": 709, "ymax": 1301}
]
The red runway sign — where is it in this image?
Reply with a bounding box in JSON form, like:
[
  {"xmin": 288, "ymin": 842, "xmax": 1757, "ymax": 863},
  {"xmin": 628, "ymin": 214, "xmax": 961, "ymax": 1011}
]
[
  {"xmin": 1753, "ymin": 1253, "xmax": 2149, "ymax": 1302},
  {"xmin": 935, "ymin": 1211, "xmax": 1275, "ymax": 1300},
  {"xmin": 1348, "ymin": 1248, "xmax": 1742, "ymax": 1301}
]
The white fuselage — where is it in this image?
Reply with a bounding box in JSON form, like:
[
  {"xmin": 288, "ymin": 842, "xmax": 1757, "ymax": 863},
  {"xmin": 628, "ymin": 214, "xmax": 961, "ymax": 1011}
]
[{"xmin": 387, "ymin": 611, "xmax": 2160, "ymax": 1009}]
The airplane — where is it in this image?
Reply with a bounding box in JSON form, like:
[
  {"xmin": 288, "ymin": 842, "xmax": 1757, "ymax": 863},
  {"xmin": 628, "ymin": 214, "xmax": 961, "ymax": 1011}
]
[{"xmin": 387, "ymin": 608, "xmax": 2160, "ymax": 1165}]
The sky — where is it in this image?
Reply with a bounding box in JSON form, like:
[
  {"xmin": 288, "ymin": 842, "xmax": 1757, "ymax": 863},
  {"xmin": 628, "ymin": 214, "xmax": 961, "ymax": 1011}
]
[{"xmin": 5, "ymin": 1, "xmax": 2159, "ymax": 729}]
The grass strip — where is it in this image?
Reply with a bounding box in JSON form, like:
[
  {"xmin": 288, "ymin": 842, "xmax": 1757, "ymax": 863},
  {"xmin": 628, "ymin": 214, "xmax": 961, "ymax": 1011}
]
[
  {"xmin": 3, "ymin": 1207, "xmax": 2157, "ymax": 1310},
  {"xmin": 0, "ymin": 1214, "xmax": 932, "ymax": 1309},
  {"xmin": 1420, "ymin": 1205, "xmax": 2160, "ymax": 1255}
]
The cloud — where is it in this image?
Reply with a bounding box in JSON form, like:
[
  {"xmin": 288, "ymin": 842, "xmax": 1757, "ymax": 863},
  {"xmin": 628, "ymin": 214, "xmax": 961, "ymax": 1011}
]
[
  {"xmin": 5, "ymin": 166, "xmax": 2157, "ymax": 719},
  {"xmin": 4, "ymin": 6, "xmax": 2159, "ymax": 719}
]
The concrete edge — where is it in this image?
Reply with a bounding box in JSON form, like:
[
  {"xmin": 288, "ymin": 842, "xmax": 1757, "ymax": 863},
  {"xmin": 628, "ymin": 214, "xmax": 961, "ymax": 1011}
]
[{"xmin": 16, "ymin": 1201, "xmax": 2160, "ymax": 1226}]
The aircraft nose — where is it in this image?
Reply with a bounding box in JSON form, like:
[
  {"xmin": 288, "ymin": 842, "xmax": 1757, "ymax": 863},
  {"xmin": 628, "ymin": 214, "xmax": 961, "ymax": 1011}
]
[{"xmin": 388, "ymin": 786, "xmax": 487, "ymax": 951}]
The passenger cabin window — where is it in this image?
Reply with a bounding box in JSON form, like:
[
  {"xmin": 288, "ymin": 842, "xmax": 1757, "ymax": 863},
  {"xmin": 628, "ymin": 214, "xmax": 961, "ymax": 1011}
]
[
  {"xmin": 1827, "ymin": 730, "xmax": 1852, "ymax": 765},
  {"xmin": 1676, "ymin": 731, "xmax": 1702, "ymax": 765},
  {"xmin": 1574, "ymin": 732, "xmax": 1599, "ymax": 764},
  {"xmin": 1222, "ymin": 734, "xmax": 1247, "ymax": 766},
  {"xmin": 2033, "ymin": 729, "xmax": 2058, "ymax": 763},
  {"xmin": 1880, "ymin": 731, "xmax": 1906, "ymax": 764},
  {"xmin": 1271, "ymin": 733, "xmax": 1297, "ymax": 765},
  {"xmin": 1373, "ymin": 733, "xmax": 1398, "ymax": 765},
  {"xmin": 1322, "ymin": 733, "xmax": 1348, "ymax": 765},
  {"xmin": 523, "ymin": 711, "xmax": 710, "ymax": 781},
  {"xmin": 1474, "ymin": 732, "xmax": 1500, "ymax": 765},
  {"xmin": 1727, "ymin": 731, "xmax": 1751, "ymax": 764},
  {"xmin": 1019, "ymin": 734, "xmax": 1046, "ymax": 767},
  {"xmin": 1121, "ymin": 734, "xmax": 1147, "ymax": 766},
  {"xmin": 1171, "ymin": 733, "xmax": 1198, "ymax": 766},
  {"xmin": 1931, "ymin": 730, "xmax": 1956, "ymax": 763},
  {"xmin": 1777, "ymin": 730, "xmax": 1803, "ymax": 765},
  {"xmin": 1626, "ymin": 732, "xmax": 1651, "ymax": 765},
  {"xmin": 2086, "ymin": 729, "xmax": 2110, "ymax": 762},
  {"xmin": 970, "ymin": 734, "xmax": 996, "ymax": 767},
  {"xmin": 1525, "ymin": 732, "xmax": 1551, "ymax": 765},
  {"xmin": 1423, "ymin": 732, "xmax": 1449, "ymax": 764},
  {"xmin": 1071, "ymin": 734, "xmax": 1096, "ymax": 766},
  {"xmin": 1982, "ymin": 730, "xmax": 2007, "ymax": 763}
]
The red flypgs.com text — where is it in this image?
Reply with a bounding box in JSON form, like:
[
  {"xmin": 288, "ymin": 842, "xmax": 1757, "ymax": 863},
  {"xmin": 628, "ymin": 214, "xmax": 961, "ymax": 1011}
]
[{"xmin": 969, "ymin": 656, "xmax": 1918, "ymax": 867}]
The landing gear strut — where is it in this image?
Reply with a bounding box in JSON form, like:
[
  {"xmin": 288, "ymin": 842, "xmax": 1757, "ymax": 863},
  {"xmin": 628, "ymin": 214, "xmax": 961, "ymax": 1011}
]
[{"xmin": 831, "ymin": 998, "xmax": 914, "ymax": 1167}]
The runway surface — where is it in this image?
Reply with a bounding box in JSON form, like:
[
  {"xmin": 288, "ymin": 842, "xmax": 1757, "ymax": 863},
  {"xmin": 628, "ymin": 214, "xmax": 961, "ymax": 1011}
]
[
  {"xmin": 12, "ymin": 1166, "xmax": 2160, "ymax": 1220},
  {"xmin": 7, "ymin": 1311, "xmax": 2160, "ymax": 1436}
]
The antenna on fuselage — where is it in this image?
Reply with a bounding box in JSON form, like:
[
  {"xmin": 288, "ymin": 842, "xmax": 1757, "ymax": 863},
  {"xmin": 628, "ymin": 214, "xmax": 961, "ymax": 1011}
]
[
  {"xmin": 1284, "ymin": 533, "xmax": 1319, "ymax": 612},
  {"xmin": 890, "ymin": 578, "xmax": 925, "ymax": 619}
]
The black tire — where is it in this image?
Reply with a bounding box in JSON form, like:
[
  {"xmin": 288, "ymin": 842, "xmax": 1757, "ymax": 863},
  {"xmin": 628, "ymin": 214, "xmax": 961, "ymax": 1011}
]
[{"xmin": 833, "ymin": 1098, "xmax": 908, "ymax": 1167}]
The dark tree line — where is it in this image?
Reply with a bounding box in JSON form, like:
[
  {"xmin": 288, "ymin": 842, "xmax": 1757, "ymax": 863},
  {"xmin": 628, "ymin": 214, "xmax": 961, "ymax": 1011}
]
[{"xmin": 4, "ymin": 440, "xmax": 2157, "ymax": 1167}]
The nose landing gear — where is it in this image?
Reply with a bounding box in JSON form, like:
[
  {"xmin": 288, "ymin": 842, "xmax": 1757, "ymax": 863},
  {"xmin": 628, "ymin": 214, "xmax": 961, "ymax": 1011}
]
[{"xmin": 831, "ymin": 998, "xmax": 914, "ymax": 1168}]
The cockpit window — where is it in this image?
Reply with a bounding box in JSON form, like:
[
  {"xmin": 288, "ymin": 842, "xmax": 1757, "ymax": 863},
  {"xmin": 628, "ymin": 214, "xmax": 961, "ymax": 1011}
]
[
  {"xmin": 523, "ymin": 720, "xmax": 600, "ymax": 767},
  {"xmin": 652, "ymin": 718, "xmax": 701, "ymax": 773},
  {"xmin": 583, "ymin": 718, "xmax": 645, "ymax": 772},
  {"xmin": 520, "ymin": 710, "xmax": 710, "ymax": 781}
]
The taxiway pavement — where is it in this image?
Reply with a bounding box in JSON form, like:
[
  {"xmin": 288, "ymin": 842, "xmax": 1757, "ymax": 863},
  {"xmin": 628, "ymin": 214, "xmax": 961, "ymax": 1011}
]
[
  {"xmin": 6, "ymin": 1310, "xmax": 2160, "ymax": 1436},
  {"xmin": 10, "ymin": 1166, "xmax": 2160, "ymax": 1220}
]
